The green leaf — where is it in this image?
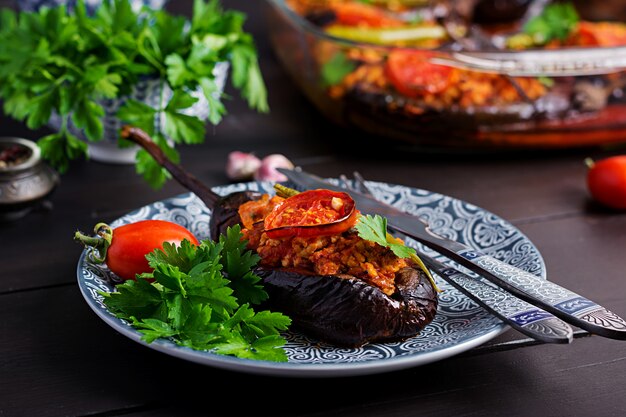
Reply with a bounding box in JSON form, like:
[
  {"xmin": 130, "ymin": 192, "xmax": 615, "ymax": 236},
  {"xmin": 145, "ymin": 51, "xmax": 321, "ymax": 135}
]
[
  {"xmin": 38, "ymin": 130, "xmax": 88, "ymax": 173},
  {"xmin": 112, "ymin": 0, "xmax": 136, "ymax": 31},
  {"xmin": 524, "ymin": 2, "xmax": 579, "ymax": 44},
  {"xmin": 132, "ymin": 318, "xmax": 177, "ymax": 343},
  {"xmin": 101, "ymin": 278, "xmax": 164, "ymax": 319},
  {"xmin": 152, "ymin": 263, "xmax": 188, "ymax": 296},
  {"xmin": 199, "ymin": 77, "xmax": 226, "ymax": 125},
  {"xmin": 26, "ymin": 89, "xmax": 56, "ymax": 129},
  {"xmin": 165, "ymin": 53, "xmax": 193, "ymax": 87},
  {"xmin": 230, "ymin": 44, "xmax": 269, "ymax": 113},
  {"xmin": 244, "ymin": 310, "xmax": 291, "ymax": 336},
  {"xmin": 72, "ymin": 100, "xmax": 104, "ymax": 141},
  {"xmin": 152, "ymin": 12, "xmax": 187, "ymax": 57},
  {"xmin": 94, "ymin": 73, "xmax": 122, "ymax": 99},
  {"xmin": 147, "ymin": 240, "xmax": 200, "ymax": 272},
  {"xmin": 354, "ymin": 214, "xmax": 388, "ymax": 247},
  {"xmin": 166, "ymin": 90, "xmax": 199, "ymax": 111},
  {"xmin": 153, "ymin": 133, "xmax": 180, "ymax": 163},
  {"xmin": 250, "ymin": 335, "xmax": 289, "ymax": 362},
  {"xmin": 321, "ymin": 51, "xmax": 356, "ymax": 87},
  {"xmin": 135, "ymin": 148, "xmax": 170, "ymax": 189},
  {"xmin": 354, "ymin": 214, "xmax": 416, "ymax": 259},
  {"xmin": 117, "ymin": 99, "xmax": 157, "ymax": 135},
  {"xmin": 388, "ymin": 239, "xmax": 417, "ymax": 259},
  {"xmin": 191, "ymin": 0, "xmax": 222, "ymax": 34},
  {"xmin": 3, "ymin": 91, "xmax": 32, "ymax": 121},
  {"xmin": 58, "ymin": 87, "xmax": 76, "ymax": 116},
  {"xmin": 219, "ymin": 225, "xmax": 267, "ymax": 305},
  {"xmin": 163, "ymin": 107, "xmax": 206, "ymax": 144},
  {"xmin": 0, "ymin": 9, "xmax": 17, "ymax": 35}
]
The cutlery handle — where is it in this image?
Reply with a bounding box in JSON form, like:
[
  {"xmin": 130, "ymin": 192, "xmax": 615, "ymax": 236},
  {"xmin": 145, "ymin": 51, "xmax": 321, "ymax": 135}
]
[
  {"xmin": 424, "ymin": 259, "xmax": 573, "ymax": 344},
  {"xmin": 457, "ymin": 249, "xmax": 626, "ymax": 339}
]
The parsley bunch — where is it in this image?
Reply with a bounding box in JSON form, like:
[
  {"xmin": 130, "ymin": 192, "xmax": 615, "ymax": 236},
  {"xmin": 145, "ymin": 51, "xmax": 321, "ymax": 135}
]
[
  {"xmin": 0, "ymin": 0, "xmax": 268, "ymax": 188},
  {"xmin": 101, "ymin": 225, "xmax": 292, "ymax": 362}
]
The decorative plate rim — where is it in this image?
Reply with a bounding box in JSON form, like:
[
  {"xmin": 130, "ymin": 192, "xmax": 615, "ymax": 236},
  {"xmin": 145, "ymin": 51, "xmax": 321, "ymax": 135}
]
[{"xmin": 76, "ymin": 180, "xmax": 546, "ymax": 377}]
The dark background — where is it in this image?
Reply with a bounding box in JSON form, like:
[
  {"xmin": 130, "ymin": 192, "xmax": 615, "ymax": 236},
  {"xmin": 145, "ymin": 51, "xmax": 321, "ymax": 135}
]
[{"xmin": 1, "ymin": 1, "xmax": 626, "ymax": 416}]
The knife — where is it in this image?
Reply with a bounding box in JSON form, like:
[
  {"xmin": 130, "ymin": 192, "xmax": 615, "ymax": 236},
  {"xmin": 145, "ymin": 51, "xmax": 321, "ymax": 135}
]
[{"xmin": 278, "ymin": 168, "xmax": 626, "ymax": 340}]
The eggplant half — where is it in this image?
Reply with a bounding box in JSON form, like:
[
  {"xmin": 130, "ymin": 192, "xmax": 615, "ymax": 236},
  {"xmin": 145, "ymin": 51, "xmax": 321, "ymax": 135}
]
[{"xmin": 210, "ymin": 191, "xmax": 438, "ymax": 348}]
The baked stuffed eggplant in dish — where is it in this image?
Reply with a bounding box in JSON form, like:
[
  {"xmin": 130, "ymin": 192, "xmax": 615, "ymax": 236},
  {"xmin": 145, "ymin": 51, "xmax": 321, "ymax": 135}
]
[{"xmin": 266, "ymin": 0, "xmax": 626, "ymax": 149}]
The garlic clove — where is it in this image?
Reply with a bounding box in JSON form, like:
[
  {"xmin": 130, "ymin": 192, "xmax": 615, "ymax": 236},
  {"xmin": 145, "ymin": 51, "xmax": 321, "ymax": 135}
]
[
  {"xmin": 226, "ymin": 151, "xmax": 262, "ymax": 181},
  {"xmin": 254, "ymin": 154, "xmax": 295, "ymax": 182}
]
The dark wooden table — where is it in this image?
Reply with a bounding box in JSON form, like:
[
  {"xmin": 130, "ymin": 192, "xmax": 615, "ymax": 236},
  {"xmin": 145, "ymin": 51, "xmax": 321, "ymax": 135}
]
[{"xmin": 2, "ymin": 1, "xmax": 626, "ymax": 416}]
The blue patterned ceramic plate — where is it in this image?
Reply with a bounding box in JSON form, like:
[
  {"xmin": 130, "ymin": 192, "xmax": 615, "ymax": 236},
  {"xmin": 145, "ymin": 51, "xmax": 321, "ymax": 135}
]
[{"xmin": 77, "ymin": 181, "xmax": 546, "ymax": 377}]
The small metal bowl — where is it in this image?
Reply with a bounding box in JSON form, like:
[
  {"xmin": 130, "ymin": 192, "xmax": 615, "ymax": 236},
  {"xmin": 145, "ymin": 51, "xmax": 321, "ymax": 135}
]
[{"xmin": 0, "ymin": 137, "xmax": 59, "ymax": 221}]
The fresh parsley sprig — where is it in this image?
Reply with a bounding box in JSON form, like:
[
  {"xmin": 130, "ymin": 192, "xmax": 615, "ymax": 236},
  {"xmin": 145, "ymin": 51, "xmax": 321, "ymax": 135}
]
[
  {"xmin": 100, "ymin": 225, "xmax": 291, "ymax": 362},
  {"xmin": 354, "ymin": 214, "xmax": 416, "ymax": 259},
  {"xmin": 0, "ymin": 0, "xmax": 269, "ymax": 188},
  {"xmin": 355, "ymin": 213, "xmax": 441, "ymax": 292}
]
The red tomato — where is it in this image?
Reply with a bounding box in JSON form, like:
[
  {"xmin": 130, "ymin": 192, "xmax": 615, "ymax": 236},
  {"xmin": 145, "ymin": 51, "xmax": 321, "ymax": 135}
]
[
  {"xmin": 385, "ymin": 50, "xmax": 453, "ymax": 97},
  {"xmin": 586, "ymin": 156, "xmax": 626, "ymax": 210},
  {"xmin": 105, "ymin": 220, "xmax": 199, "ymax": 280},
  {"xmin": 264, "ymin": 189, "xmax": 359, "ymax": 239}
]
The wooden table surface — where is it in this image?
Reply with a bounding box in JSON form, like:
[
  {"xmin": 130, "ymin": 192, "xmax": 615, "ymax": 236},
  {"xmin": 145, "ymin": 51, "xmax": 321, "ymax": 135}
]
[{"xmin": 2, "ymin": 1, "xmax": 626, "ymax": 416}]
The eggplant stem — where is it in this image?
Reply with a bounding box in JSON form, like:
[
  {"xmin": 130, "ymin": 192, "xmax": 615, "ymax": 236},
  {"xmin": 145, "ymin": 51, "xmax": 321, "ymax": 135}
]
[{"xmin": 121, "ymin": 126, "xmax": 220, "ymax": 209}]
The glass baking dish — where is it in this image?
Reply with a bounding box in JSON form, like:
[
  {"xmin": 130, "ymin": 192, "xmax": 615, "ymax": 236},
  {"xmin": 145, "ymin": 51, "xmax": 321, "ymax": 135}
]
[{"xmin": 264, "ymin": 0, "xmax": 626, "ymax": 150}]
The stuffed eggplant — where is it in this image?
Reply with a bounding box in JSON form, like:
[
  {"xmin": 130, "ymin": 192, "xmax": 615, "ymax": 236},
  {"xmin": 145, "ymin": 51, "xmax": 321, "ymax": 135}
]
[
  {"xmin": 122, "ymin": 126, "xmax": 438, "ymax": 348},
  {"xmin": 209, "ymin": 189, "xmax": 438, "ymax": 347}
]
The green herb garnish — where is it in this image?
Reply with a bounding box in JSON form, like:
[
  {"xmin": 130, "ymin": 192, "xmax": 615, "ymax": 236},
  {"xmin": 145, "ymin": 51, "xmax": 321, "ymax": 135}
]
[
  {"xmin": 523, "ymin": 2, "xmax": 579, "ymax": 45},
  {"xmin": 321, "ymin": 51, "xmax": 356, "ymax": 87},
  {"xmin": 0, "ymin": 0, "xmax": 269, "ymax": 188},
  {"xmin": 100, "ymin": 225, "xmax": 291, "ymax": 362},
  {"xmin": 355, "ymin": 214, "xmax": 416, "ymax": 259},
  {"xmin": 355, "ymin": 213, "xmax": 441, "ymax": 292}
]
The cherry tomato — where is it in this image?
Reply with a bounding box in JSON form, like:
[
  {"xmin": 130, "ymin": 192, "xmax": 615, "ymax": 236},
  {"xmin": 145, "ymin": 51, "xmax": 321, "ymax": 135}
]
[
  {"xmin": 332, "ymin": 3, "xmax": 403, "ymax": 28},
  {"xmin": 264, "ymin": 189, "xmax": 359, "ymax": 239},
  {"xmin": 586, "ymin": 156, "xmax": 626, "ymax": 210},
  {"xmin": 385, "ymin": 50, "xmax": 453, "ymax": 97},
  {"xmin": 77, "ymin": 220, "xmax": 199, "ymax": 280}
]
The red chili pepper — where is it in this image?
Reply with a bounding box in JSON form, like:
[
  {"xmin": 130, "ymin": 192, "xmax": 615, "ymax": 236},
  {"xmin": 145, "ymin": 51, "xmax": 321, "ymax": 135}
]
[{"xmin": 264, "ymin": 189, "xmax": 359, "ymax": 239}]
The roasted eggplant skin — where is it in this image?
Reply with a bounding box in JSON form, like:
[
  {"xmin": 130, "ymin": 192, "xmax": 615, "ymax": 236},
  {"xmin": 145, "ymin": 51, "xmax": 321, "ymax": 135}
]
[
  {"xmin": 209, "ymin": 190, "xmax": 264, "ymax": 240},
  {"xmin": 209, "ymin": 191, "xmax": 438, "ymax": 347}
]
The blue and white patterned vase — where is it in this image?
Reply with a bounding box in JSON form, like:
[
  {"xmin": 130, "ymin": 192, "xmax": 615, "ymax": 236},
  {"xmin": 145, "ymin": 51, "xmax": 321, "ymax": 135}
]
[
  {"xmin": 47, "ymin": 63, "xmax": 229, "ymax": 164},
  {"xmin": 16, "ymin": 0, "xmax": 168, "ymax": 13}
]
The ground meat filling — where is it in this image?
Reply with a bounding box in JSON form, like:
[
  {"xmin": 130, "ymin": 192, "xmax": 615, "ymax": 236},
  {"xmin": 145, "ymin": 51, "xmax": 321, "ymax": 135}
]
[{"xmin": 241, "ymin": 198, "xmax": 409, "ymax": 296}]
